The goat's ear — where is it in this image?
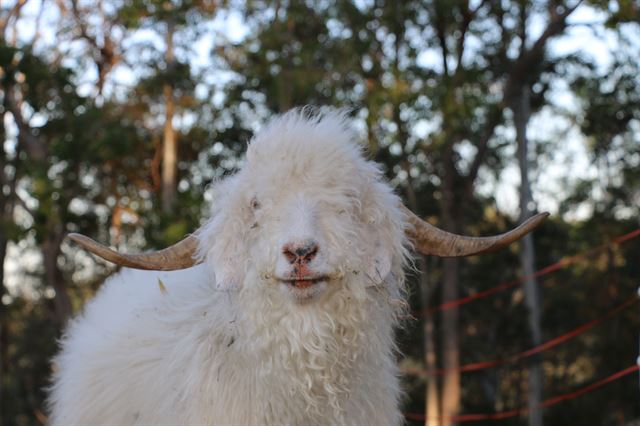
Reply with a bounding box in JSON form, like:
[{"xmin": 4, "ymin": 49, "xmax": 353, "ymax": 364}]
[
  {"xmin": 196, "ymin": 213, "xmax": 244, "ymax": 290},
  {"xmin": 360, "ymin": 180, "xmax": 405, "ymax": 286},
  {"xmin": 365, "ymin": 237, "xmax": 393, "ymax": 285},
  {"xmin": 197, "ymin": 180, "xmax": 248, "ymax": 290},
  {"xmin": 211, "ymin": 235, "xmax": 243, "ymax": 291}
]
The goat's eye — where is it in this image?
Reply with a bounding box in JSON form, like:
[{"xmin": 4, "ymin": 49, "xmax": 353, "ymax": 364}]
[{"xmin": 250, "ymin": 197, "xmax": 261, "ymax": 210}]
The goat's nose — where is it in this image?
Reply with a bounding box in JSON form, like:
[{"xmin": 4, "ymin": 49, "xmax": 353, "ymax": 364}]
[{"xmin": 282, "ymin": 241, "xmax": 319, "ymax": 265}]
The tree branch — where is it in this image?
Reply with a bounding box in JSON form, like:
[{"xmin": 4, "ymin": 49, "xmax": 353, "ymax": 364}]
[
  {"xmin": 3, "ymin": 83, "xmax": 48, "ymax": 162},
  {"xmin": 454, "ymin": 0, "xmax": 473, "ymax": 78},
  {"xmin": 464, "ymin": 106, "xmax": 503, "ymax": 198},
  {"xmin": 0, "ymin": 0, "xmax": 28, "ymax": 40},
  {"xmin": 432, "ymin": 1, "xmax": 450, "ymax": 77},
  {"xmin": 504, "ymin": 0, "xmax": 584, "ymax": 102},
  {"xmin": 14, "ymin": 191, "xmax": 35, "ymax": 220},
  {"xmin": 31, "ymin": 0, "xmax": 46, "ymax": 48},
  {"xmin": 68, "ymin": 0, "xmax": 122, "ymax": 93}
]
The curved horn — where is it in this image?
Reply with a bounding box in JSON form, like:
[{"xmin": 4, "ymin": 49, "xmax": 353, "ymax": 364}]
[
  {"xmin": 402, "ymin": 205, "xmax": 549, "ymax": 257},
  {"xmin": 68, "ymin": 233, "xmax": 201, "ymax": 271}
]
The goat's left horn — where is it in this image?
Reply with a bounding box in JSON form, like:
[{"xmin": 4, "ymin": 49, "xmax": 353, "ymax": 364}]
[
  {"xmin": 68, "ymin": 233, "xmax": 201, "ymax": 270},
  {"xmin": 402, "ymin": 205, "xmax": 548, "ymax": 257}
]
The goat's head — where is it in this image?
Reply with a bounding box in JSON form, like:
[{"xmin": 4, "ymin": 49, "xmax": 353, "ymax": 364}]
[
  {"xmin": 193, "ymin": 110, "xmax": 410, "ymax": 303},
  {"xmin": 69, "ymin": 109, "xmax": 548, "ymax": 305}
]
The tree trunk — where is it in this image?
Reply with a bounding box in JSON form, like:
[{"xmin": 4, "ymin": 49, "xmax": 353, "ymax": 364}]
[
  {"xmin": 162, "ymin": 19, "xmax": 177, "ymax": 213},
  {"xmin": 42, "ymin": 231, "xmax": 72, "ymax": 324},
  {"xmin": 512, "ymin": 86, "xmax": 544, "ymax": 426},
  {"xmin": 418, "ymin": 255, "xmax": 440, "ymax": 426},
  {"xmin": 441, "ymin": 256, "xmax": 459, "ymax": 426},
  {"xmin": 441, "ymin": 159, "xmax": 460, "ymax": 426},
  {"xmin": 0, "ymin": 108, "xmax": 14, "ymax": 407},
  {"xmin": 403, "ymin": 155, "xmax": 441, "ymax": 426},
  {"xmin": 0, "ymin": 234, "xmax": 7, "ymax": 421}
]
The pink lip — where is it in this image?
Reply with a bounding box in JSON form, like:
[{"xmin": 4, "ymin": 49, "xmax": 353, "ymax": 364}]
[{"xmin": 278, "ymin": 276, "xmax": 328, "ymax": 289}]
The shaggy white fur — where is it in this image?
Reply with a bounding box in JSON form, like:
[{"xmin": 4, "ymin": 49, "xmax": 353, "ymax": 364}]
[{"xmin": 49, "ymin": 109, "xmax": 411, "ymax": 425}]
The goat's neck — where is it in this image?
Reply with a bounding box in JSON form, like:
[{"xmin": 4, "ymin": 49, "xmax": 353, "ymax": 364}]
[{"xmin": 226, "ymin": 282, "xmax": 395, "ymax": 423}]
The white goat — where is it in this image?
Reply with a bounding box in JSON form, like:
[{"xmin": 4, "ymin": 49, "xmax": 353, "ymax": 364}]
[{"xmin": 49, "ymin": 109, "xmax": 546, "ymax": 425}]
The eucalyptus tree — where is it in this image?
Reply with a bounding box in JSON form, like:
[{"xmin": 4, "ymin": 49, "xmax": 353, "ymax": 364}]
[{"xmin": 117, "ymin": 0, "xmax": 217, "ymax": 213}]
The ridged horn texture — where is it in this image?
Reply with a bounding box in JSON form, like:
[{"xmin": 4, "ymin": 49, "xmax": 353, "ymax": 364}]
[
  {"xmin": 402, "ymin": 205, "xmax": 549, "ymax": 257},
  {"xmin": 67, "ymin": 233, "xmax": 201, "ymax": 271}
]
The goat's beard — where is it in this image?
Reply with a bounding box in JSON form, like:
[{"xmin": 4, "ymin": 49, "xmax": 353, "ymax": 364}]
[
  {"xmin": 233, "ymin": 266, "xmax": 400, "ymax": 423},
  {"xmin": 236, "ymin": 263, "xmax": 404, "ymax": 359}
]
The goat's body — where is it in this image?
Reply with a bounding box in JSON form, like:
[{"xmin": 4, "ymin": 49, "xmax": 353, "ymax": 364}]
[
  {"xmin": 50, "ymin": 110, "xmax": 409, "ymax": 425},
  {"xmin": 49, "ymin": 266, "xmax": 403, "ymax": 425},
  {"xmin": 50, "ymin": 108, "xmax": 544, "ymax": 425}
]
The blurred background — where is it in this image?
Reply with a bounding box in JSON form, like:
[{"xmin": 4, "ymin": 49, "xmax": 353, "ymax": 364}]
[{"xmin": 0, "ymin": 0, "xmax": 639, "ymax": 425}]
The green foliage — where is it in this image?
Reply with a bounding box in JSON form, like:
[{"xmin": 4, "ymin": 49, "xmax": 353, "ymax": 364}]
[{"xmin": 118, "ymin": 0, "xmax": 218, "ymax": 28}]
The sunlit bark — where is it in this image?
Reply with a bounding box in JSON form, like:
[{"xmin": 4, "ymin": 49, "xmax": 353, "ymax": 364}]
[{"xmin": 162, "ymin": 19, "xmax": 177, "ymax": 213}]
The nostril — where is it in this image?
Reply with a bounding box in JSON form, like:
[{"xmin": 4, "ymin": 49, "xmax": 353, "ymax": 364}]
[
  {"xmin": 282, "ymin": 242, "xmax": 320, "ymax": 265},
  {"xmin": 293, "ymin": 247, "xmax": 307, "ymax": 257},
  {"xmin": 282, "ymin": 247, "xmax": 297, "ymax": 264},
  {"xmin": 304, "ymin": 244, "xmax": 319, "ymax": 262}
]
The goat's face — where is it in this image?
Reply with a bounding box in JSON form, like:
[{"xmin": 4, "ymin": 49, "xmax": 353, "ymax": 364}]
[{"xmin": 197, "ymin": 111, "xmax": 408, "ymax": 304}]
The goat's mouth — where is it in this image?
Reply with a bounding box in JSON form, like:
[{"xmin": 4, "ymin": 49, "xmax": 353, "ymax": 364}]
[{"xmin": 278, "ymin": 276, "xmax": 329, "ymax": 289}]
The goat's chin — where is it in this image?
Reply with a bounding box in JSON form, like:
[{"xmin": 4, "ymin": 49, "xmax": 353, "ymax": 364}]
[{"xmin": 278, "ymin": 280, "xmax": 330, "ymax": 304}]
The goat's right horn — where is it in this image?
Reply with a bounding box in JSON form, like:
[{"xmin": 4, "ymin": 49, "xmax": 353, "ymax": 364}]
[
  {"xmin": 68, "ymin": 233, "xmax": 201, "ymax": 271},
  {"xmin": 402, "ymin": 205, "xmax": 548, "ymax": 257}
]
